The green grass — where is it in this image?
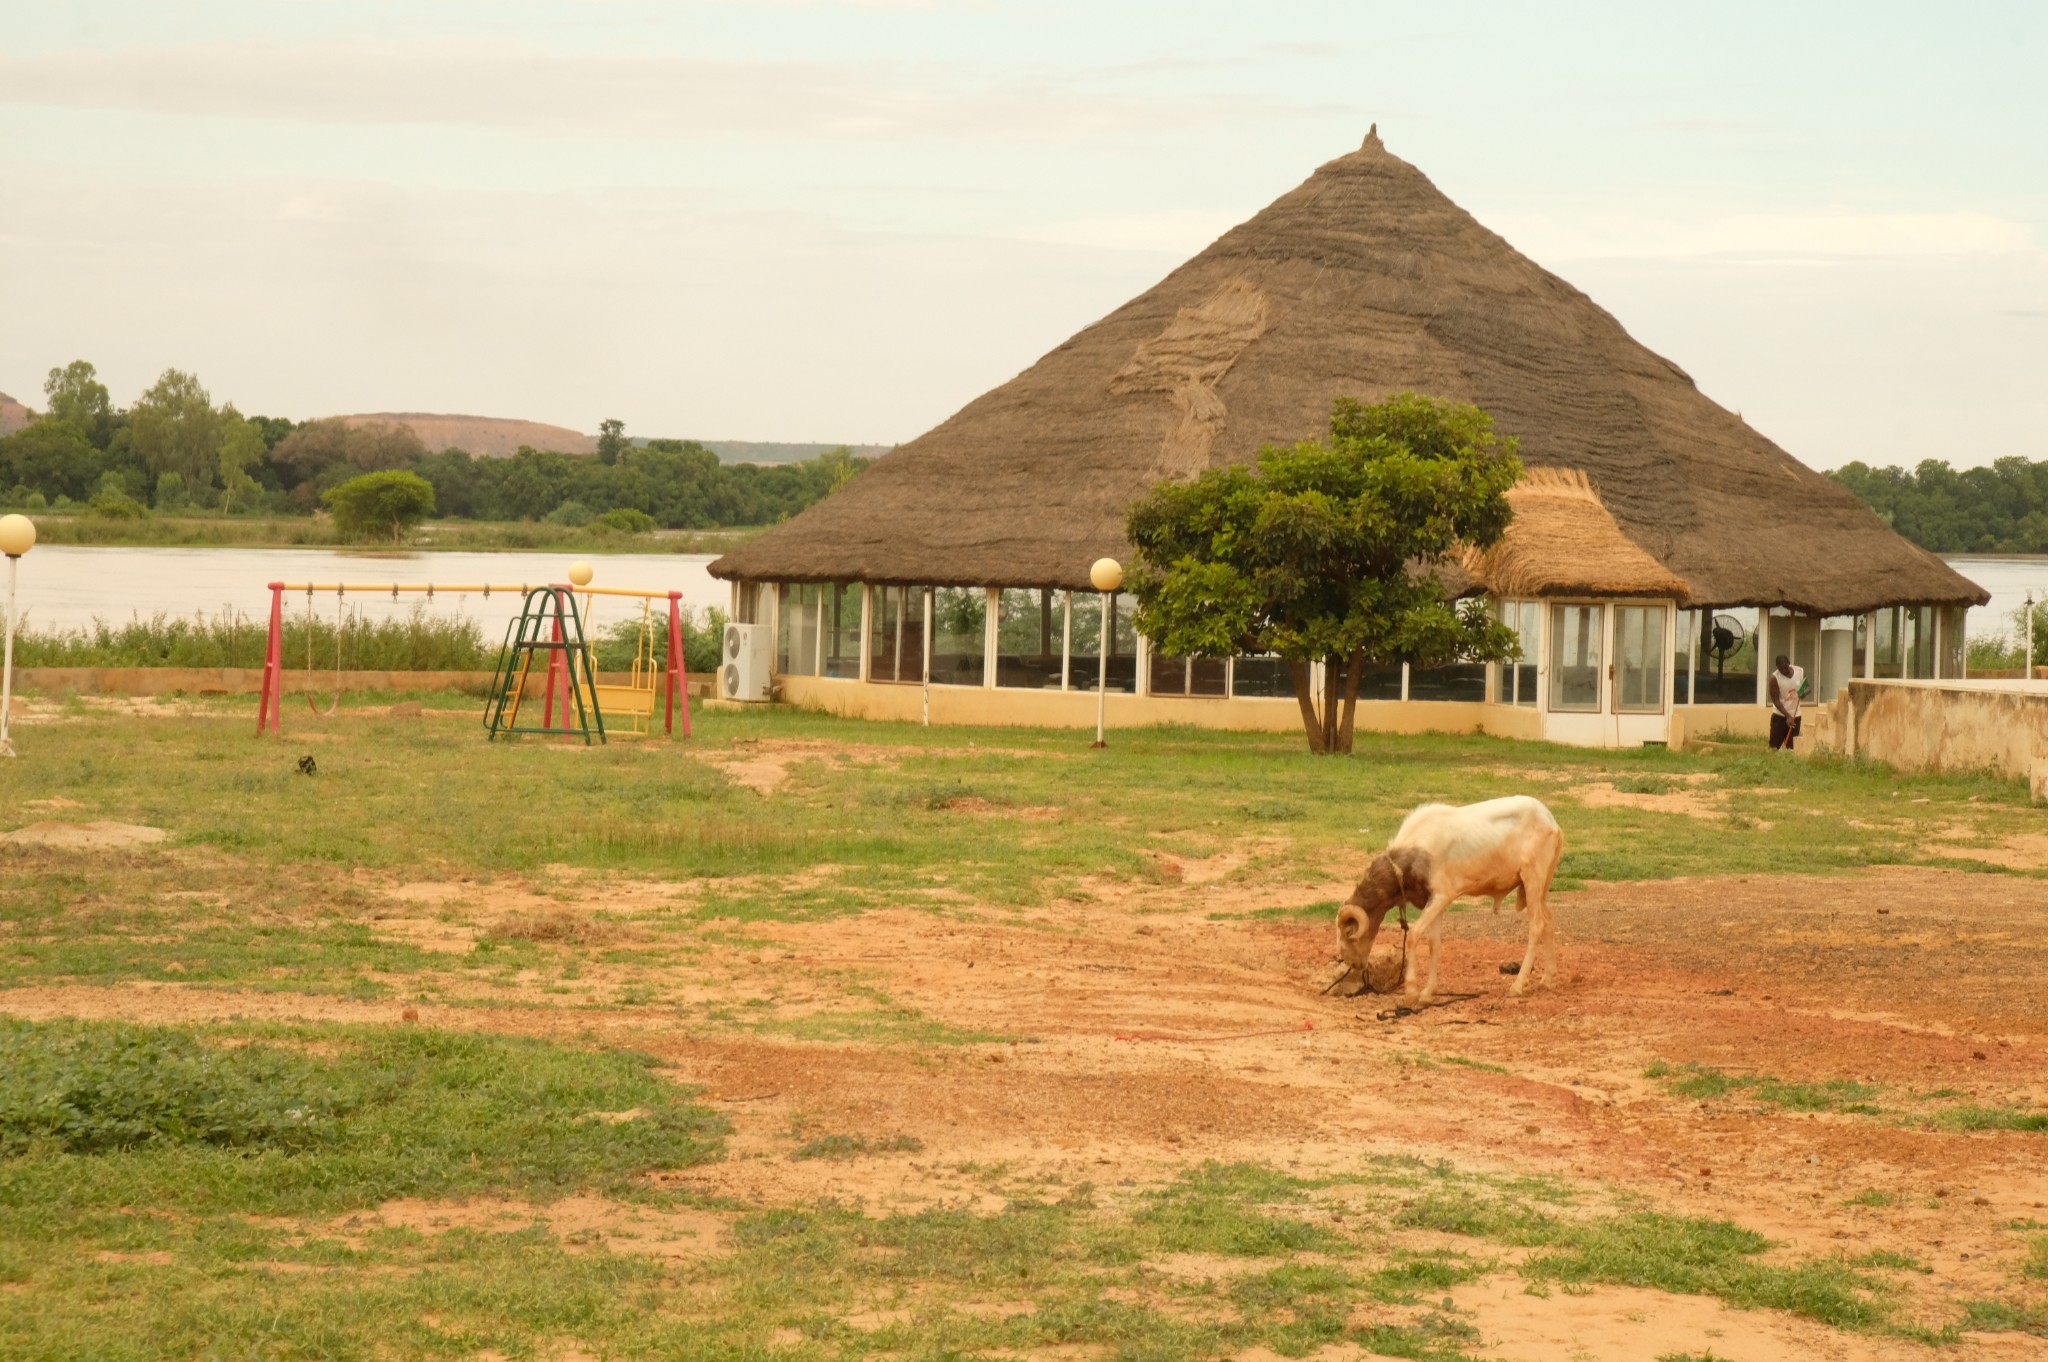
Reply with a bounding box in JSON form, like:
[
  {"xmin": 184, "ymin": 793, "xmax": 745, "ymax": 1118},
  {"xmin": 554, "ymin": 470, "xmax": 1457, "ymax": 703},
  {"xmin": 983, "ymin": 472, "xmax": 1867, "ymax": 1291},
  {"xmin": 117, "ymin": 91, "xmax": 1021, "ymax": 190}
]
[
  {"xmin": 1393, "ymin": 1183, "xmax": 1898, "ymax": 1331},
  {"xmin": 1933, "ymin": 1106, "xmax": 2048, "ymax": 1133},
  {"xmin": 0, "ymin": 1019, "xmax": 726, "ymax": 1215},
  {"xmin": 1646, "ymin": 1061, "xmax": 1885, "ymax": 1114},
  {"xmin": 5, "ymin": 702, "xmax": 2031, "ymax": 890}
]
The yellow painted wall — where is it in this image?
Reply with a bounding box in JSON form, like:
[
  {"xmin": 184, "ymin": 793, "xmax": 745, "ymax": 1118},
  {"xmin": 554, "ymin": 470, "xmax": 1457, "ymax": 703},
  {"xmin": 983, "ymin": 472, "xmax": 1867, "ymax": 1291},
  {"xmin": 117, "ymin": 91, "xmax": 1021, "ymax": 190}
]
[{"xmin": 779, "ymin": 674, "xmax": 1548, "ymax": 740}]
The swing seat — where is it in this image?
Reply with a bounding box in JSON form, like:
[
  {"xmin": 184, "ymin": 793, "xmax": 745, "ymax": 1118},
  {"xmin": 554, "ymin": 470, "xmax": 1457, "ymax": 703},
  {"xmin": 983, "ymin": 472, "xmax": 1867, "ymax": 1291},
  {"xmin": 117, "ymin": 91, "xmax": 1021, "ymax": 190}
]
[{"xmin": 593, "ymin": 683, "xmax": 657, "ymax": 736}]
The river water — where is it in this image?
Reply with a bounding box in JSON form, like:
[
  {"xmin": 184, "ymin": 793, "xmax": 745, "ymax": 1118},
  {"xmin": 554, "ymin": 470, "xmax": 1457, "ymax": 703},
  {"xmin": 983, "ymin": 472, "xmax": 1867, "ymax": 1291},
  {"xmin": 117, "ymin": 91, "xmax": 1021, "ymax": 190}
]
[
  {"xmin": 7, "ymin": 546, "xmax": 2045, "ymax": 644},
  {"xmin": 10, "ymin": 546, "xmax": 730, "ymax": 639}
]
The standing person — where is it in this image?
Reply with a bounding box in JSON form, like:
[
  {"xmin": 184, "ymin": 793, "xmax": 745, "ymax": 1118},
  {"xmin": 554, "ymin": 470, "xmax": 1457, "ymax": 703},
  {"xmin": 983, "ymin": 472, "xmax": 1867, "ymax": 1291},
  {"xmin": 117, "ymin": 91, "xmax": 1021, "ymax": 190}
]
[{"xmin": 1767, "ymin": 653, "xmax": 1805, "ymax": 751}]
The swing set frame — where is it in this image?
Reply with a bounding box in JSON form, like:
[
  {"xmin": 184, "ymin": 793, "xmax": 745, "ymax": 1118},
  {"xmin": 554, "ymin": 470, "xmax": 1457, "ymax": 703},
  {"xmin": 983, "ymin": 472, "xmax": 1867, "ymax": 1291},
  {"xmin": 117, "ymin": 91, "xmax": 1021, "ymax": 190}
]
[{"xmin": 254, "ymin": 579, "xmax": 693, "ymax": 739}]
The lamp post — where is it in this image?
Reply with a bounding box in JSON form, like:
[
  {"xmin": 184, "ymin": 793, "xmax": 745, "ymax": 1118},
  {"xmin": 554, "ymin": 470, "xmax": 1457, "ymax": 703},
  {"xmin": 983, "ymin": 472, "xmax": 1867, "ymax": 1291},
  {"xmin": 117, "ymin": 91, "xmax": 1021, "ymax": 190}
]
[
  {"xmin": 1089, "ymin": 557, "xmax": 1123, "ymax": 748},
  {"xmin": 0, "ymin": 514, "xmax": 36, "ymax": 758},
  {"xmin": 2027, "ymin": 590, "xmax": 2037, "ymax": 692}
]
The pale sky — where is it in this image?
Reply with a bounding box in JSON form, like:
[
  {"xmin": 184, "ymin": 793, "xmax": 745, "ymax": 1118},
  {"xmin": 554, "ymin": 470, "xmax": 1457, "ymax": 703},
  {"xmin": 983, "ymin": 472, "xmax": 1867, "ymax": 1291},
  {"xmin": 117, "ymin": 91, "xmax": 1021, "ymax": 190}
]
[{"xmin": 2, "ymin": 1, "xmax": 2042, "ymax": 470}]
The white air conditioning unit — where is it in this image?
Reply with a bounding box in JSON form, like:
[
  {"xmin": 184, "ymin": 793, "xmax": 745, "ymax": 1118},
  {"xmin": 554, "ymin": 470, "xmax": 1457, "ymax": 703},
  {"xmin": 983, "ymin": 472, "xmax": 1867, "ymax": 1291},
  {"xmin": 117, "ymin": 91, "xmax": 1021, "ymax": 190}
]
[{"xmin": 722, "ymin": 622, "xmax": 774, "ymax": 702}]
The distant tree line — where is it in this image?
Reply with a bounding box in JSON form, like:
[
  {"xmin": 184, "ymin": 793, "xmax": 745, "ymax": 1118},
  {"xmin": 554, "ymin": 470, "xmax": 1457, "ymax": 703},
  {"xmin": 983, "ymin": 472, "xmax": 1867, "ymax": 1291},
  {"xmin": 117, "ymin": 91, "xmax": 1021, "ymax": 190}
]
[
  {"xmin": 0, "ymin": 359, "xmax": 869, "ymax": 530},
  {"xmin": 1829, "ymin": 457, "xmax": 2048, "ymax": 554}
]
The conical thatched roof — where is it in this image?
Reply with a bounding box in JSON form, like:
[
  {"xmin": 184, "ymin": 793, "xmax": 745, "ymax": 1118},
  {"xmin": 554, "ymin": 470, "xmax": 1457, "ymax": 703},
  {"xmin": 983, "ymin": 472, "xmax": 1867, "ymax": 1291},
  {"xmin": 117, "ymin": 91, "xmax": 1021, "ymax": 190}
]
[
  {"xmin": 1462, "ymin": 469, "xmax": 1691, "ymax": 601},
  {"xmin": 712, "ymin": 129, "xmax": 1985, "ymax": 615}
]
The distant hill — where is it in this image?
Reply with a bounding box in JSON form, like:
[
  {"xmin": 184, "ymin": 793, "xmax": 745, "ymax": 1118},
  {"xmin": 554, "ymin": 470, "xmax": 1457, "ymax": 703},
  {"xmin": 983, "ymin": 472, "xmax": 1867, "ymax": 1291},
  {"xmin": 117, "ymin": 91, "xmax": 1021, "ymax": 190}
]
[
  {"xmin": 694, "ymin": 440, "xmax": 893, "ymax": 465},
  {"xmin": 0, "ymin": 392, "xmax": 32, "ymax": 437},
  {"xmin": 334, "ymin": 412, "xmax": 597, "ymax": 459}
]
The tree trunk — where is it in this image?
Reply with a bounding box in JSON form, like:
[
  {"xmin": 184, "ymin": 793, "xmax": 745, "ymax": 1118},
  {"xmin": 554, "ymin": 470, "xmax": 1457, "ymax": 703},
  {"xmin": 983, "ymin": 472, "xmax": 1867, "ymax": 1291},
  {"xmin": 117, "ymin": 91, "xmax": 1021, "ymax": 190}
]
[
  {"xmin": 1288, "ymin": 658, "xmax": 1325, "ymax": 753},
  {"xmin": 1337, "ymin": 649, "xmax": 1365, "ymax": 754},
  {"xmin": 1321, "ymin": 656, "xmax": 1340, "ymax": 753}
]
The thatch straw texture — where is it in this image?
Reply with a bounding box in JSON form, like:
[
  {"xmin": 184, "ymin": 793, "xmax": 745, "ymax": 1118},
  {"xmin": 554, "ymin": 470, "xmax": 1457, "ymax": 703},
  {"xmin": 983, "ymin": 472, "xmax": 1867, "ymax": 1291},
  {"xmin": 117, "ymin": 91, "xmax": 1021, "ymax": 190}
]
[
  {"xmin": 1464, "ymin": 469, "xmax": 1691, "ymax": 601},
  {"xmin": 712, "ymin": 129, "xmax": 1985, "ymax": 615}
]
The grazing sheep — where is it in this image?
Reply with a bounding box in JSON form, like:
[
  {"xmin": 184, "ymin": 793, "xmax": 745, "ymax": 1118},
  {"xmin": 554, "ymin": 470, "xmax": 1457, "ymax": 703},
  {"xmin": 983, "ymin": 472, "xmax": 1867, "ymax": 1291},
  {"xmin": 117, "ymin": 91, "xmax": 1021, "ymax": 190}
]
[{"xmin": 1333, "ymin": 796, "xmax": 1564, "ymax": 1003}]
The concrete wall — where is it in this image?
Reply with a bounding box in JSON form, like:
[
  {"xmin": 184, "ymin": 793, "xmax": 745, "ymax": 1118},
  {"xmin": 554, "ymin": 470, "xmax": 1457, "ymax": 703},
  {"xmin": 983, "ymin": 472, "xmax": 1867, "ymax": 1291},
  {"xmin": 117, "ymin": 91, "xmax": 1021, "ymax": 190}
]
[
  {"xmin": 1833, "ymin": 680, "xmax": 2048, "ymax": 796},
  {"xmin": 782, "ymin": 674, "xmax": 1540, "ymax": 741},
  {"xmin": 1670, "ymin": 705, "xmax": 1771, "ymax": 748}
]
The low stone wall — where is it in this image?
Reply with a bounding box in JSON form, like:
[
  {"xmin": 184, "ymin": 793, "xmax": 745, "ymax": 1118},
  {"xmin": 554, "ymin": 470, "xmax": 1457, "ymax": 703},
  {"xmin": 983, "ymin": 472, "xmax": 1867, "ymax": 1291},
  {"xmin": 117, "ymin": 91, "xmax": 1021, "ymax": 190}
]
[
  {"xmin": 1834, "ymin": 680, "xmax": 2048, "ymax": 798},
  {"xmin": 778, "ymin": 673, "xmax": 1534, "ymax": 740},
  {"xmin": 14, "ymin": 667, "xmax": 714, "ymax": 699}
]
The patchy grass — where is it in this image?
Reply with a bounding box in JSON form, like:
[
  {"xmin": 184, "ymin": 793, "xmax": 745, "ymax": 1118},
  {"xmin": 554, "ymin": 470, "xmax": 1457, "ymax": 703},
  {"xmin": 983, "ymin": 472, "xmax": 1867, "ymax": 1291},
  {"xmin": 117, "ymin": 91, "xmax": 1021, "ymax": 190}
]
[
  {"xmin": 1933, "ymin": 1106, "xmax": 2048, "ymax": 1133},
  {"xmin": 0, "ymin": 1019, "xmax": 726, "ymax": 1215},
  {"xmin": 790, "ymin": 1132, "xmax": 923, "ymax": 1161},
  {"xmin": 1645, "ymin": 1061, "xmax": 1885, "ymax": 1115}
]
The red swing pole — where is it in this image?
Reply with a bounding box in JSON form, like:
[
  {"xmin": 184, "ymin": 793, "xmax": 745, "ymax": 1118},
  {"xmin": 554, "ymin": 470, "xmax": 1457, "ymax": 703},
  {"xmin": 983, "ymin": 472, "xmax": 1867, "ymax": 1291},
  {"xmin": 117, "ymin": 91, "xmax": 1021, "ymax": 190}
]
[
  {"xmin": 257, "ymin": 583, "xmax": 284, "ymax": 735},
  {"xmin": 543, "ymin": 590, "xmax": 565, "ymax": 731},
  {"xmin": 664, "ymin": 592, "xmax": 691, "ymax": 737}
]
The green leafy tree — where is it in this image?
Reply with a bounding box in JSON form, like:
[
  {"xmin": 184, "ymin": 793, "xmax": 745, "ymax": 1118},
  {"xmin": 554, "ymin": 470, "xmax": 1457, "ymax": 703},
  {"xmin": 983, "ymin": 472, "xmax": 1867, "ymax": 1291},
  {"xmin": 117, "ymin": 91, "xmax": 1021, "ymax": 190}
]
[
  {"xmin": 324, "ymin": 470, "xmax": 437, "ymax": 544},
  {"xmin": 0, "ymin": 418, "xmax": 103, "ymax": 500},
  {"xmin": 597, "ymin": 418, "xmax": 627, "ymax": 466},
  {"xmin": 43, "ymin": 360, "xmax": 113, "ymax": 447},
  {"xmin": 153, "ymin": 470, "xmax": 190, "ymax": 512},
  {"xmin": 216, "ymin": 407, "xmax": 267, "ymax": 513},
  {"xmin": 128, "ymin": 369, "xmax": 221, "ymax": 492},
  {"xmin": 1126, "ymin": 392, "xmax": 1523, "ymax": 754}
]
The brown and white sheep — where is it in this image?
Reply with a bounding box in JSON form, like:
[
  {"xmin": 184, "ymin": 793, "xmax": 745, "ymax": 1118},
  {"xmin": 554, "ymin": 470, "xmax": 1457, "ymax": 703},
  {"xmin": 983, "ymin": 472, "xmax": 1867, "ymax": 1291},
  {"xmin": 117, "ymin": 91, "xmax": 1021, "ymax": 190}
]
[{"xmin": 1333, "ymin": 796, "xmax": 1564, "ymax": 1002}]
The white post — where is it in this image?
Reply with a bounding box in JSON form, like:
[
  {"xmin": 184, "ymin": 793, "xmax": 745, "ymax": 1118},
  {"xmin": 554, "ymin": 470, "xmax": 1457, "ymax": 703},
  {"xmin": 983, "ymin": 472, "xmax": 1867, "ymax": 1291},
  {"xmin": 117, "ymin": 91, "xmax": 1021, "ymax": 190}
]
[
  {"xmin": 857, "ymin": 584, "xmax": 872, "ymax": 683},
  {"xmin": 1399, "ymin": 661, "xmax": 1410, "ymax": 703},
  {"xmin": 985, "ymin": 587, "xmax": 999, "ymax": 688},
  {"xmin": 1061, "ymin": 590, "xmax": 1072, "ymax": 691},
  {"xmin": 1094, "ymin": 595, "xmax": 1110, "ymax": 748},
  {"xmin": 0, "ymin": 555, "xmax": 18, "ymax": 757},
  {"xmin": 921, "ymin": 588, "xmax": 933, "ymax": 725},
  {"xmin": 2027, "ymin": 592, "xmax": 2037, "ymax": 692}
]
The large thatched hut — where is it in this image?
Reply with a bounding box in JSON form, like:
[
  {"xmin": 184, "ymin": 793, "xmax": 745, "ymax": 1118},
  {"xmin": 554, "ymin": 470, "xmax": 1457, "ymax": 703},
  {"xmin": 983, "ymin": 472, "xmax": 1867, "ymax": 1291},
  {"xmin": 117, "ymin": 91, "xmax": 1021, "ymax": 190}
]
[{"xmin": 711, "ymin": 128, "xmax": 1985, "ymax": 746}]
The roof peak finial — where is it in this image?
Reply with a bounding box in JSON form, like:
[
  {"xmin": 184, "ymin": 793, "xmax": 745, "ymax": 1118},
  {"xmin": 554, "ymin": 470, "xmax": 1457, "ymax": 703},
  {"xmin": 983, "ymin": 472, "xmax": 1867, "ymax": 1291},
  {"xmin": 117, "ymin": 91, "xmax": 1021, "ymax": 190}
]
[{"xmin": 1362, "ymin": 122, "xmax": 1381, "ymax": 150}]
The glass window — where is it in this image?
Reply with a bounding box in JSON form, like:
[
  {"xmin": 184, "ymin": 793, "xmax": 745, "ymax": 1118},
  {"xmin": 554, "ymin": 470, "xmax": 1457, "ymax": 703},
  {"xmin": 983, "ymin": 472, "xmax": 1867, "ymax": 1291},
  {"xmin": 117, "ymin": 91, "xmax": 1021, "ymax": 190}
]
[
  {"xmin": 1872, "ymin": 607, "xmax": 1903, "ymax": 679},
  {"xmin": 1674, "ymin": 608, "xmax": 1694, "ymax": 705},
  {"xmin": 1615, "ymin": 605, "xmax": 1666, "ymax": 712},
  {"xmin": 867, "ymin": 585, "xmax": 926, "ymax": 684},
  {"xmin": 1069, "ymin": 591, "xmax": 1137, "ymax": 693},
  {"xmin": 995, "ymin": 588, "xmax": 1065, "ymax": 690},
  {"xmin": 1549, "ymin": 603, "xmax": 1602, "ymax": 712},
  {"xmin": 821, "ymin": 583, "xmax": 862, "ymax": 679},
  {"xmin": 1408, "ymin": 663, "xmax": 1486, "ymax": 702},
  {"xmin": 1150, "ymin": 653, "xmax": 1227, "ymax": 697},
  {"xmin": 930, "ymin": 587, "xmax": 987, "ymax": 687},
  {"xmin": 775, "ymin": 583, "xmax": 819, "ymax": 676},
  {"xmin": 1231, "ymin": 655, "xmax": 1294, "ymax": 698},
  {"xmin": 1939, "ymin": 605, "xmax": 1965, "ymax": 678},
  {"xmin": 1694, "ymin": 607, "xmax": 1759, "ymax": 702},
  {"xmin": 1498, "ymin": 600, "xmax": 1540, "ymax": 706},
  {"xmin": 1905, "ymin": 605, "xmax": 1936, "ymax": 679}
]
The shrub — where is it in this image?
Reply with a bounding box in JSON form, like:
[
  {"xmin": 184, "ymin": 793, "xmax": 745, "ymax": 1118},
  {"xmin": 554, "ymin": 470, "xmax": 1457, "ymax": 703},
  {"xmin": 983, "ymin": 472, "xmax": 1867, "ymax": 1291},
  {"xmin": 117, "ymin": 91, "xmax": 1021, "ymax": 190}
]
[
  {"xmin": 545, "ymin": 498, "xmax": 596, "ymax": 527},
  {"xmin": 86, "ymin": 489, "xmax": 149, "ymax": 520},
  {"xmin": 324, "ymin": 470, "xmax": 436, "ymax": 543},
  {"xmin": 594, "ymin": 506, "xmax": 656, "ymax": 534}
]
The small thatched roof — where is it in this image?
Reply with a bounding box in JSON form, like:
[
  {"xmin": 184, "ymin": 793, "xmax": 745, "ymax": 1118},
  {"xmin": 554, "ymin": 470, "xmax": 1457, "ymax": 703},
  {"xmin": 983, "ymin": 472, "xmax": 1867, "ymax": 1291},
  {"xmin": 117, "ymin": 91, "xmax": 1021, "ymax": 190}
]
[
  {"xmin": 712, "ymin": 129, "xmax": 1985, "ymax": 615},
  {"xmin": 1463, "ymin": 469, "xmax": 1690, "ymax": 601}
]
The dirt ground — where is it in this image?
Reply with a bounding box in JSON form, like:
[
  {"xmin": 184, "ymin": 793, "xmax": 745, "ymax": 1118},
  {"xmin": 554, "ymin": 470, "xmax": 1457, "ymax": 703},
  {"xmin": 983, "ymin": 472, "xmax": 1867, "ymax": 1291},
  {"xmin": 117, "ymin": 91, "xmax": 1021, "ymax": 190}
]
[{"xmin": 8, "ymin": 862, "xmax": 2048, "ymax": 1359}]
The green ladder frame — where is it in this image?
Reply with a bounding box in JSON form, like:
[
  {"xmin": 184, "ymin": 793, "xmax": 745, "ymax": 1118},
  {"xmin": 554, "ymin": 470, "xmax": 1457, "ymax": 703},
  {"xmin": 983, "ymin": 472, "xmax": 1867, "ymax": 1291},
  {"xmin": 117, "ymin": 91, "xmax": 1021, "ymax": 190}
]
[{"xmin": 483, "ymin": 586, "xmax": 608, "ymax": 744}]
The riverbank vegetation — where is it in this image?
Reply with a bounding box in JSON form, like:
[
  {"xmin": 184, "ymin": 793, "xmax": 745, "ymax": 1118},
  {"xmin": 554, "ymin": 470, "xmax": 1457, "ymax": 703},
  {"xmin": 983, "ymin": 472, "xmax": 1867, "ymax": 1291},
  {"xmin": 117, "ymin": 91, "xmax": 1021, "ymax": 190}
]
[
  {"xmin": 1829, "ymin": 456, "xmax": 2048, "ymax": 554},
  {"xmin": 11, "ymin": 605, "xmax": 729, "ymax": 674},
  {"xmin": 0, "ymin": 359, "xmax": 870, "ymax": 542}
]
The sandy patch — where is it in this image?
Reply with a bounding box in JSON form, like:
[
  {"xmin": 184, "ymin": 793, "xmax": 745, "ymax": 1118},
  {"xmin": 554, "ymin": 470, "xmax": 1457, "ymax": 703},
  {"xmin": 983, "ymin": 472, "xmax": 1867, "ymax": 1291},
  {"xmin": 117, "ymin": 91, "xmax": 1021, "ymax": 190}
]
[
  {"xmin": 343, "ymin": 1195, "xmax": 731, "ymax": 1261},
  {"xmin": 1453, "ymin": 1278, "xmax": 1945, "ymax": 1361},
  {"xmin": 2, "ymin": 820, "xmax": 168, "ymax": 849}
]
